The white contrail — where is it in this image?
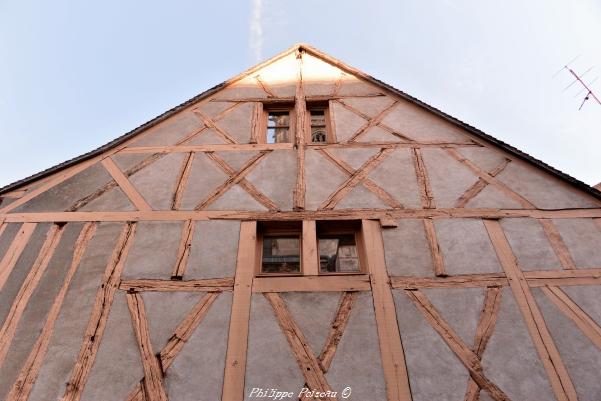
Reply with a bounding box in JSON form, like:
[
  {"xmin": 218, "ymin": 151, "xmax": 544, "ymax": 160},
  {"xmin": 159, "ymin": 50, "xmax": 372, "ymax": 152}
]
[{"xmin": 250, "ymin": 0, "xmax": 263, "ymax": 63}]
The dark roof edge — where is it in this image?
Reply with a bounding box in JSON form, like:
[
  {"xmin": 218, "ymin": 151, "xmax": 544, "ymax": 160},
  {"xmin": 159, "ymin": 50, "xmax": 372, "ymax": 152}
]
[{"xmin": 2, "ymin": 43, "xmax": 600, "ymax": 201}]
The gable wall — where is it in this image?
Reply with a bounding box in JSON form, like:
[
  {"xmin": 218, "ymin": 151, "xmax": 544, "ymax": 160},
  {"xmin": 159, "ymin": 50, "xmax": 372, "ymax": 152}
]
[{"xmin": 0, "ymin": 48, "xmax": 600, "ymax": 401}]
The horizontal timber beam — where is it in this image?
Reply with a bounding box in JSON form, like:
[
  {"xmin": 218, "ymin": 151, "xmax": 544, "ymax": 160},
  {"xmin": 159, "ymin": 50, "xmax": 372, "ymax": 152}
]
[
  {"xmin": 252, "ymin": 275, "xmax": 371, "ymax": 292},
  {"xmin": 119, "ymin": 278, "xmax": 234, "ymax": 292},
  {"xmin": 2, "ymin": 208, "xmax": 601, "ymax": 223}
]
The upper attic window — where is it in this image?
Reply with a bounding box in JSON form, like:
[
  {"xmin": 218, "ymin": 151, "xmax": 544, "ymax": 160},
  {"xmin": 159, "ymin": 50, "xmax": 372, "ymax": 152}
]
[
  {"xmin": 308, "ymin": 104, "xmax": 332, "ymax": 143},
  {"xmin": 266, "ymin": 108, "xmax": 293, "ymax": 143}
]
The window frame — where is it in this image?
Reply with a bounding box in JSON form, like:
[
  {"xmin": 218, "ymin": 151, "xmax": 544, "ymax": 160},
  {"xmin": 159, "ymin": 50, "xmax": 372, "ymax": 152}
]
[
  {"xmin": 259, "ymin": 103, "xmax": 296, "ymax": 144},
  {"xmin": 306, "ymin": 102, "xmax": 335, "ymax": 143},
  {"xmin": 256, "ymin": 222, "xmax": 303, "ymax": 276}
]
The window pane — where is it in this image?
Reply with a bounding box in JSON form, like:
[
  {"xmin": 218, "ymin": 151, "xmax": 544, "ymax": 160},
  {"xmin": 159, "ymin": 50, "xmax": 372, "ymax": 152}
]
[
  {"xmin": 318, "ymin": 234, "xmax": 360, "ymax": 273},
  {"xmin": 262, "ymin": 236, "xmax": 301, "ymax": 273},
  {"xmin": 310, "ymin": 110, "xmax": 325, "ymax": 127},
  {"xmin": 267, "ymin": 112, "xmax": 291, "ymax": 143}
]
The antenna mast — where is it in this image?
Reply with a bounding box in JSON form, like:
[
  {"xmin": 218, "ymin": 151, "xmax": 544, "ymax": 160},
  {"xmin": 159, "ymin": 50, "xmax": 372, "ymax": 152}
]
[{"xmin": 556, "ymin": 57, "xmax": 601, "ymax": 110}]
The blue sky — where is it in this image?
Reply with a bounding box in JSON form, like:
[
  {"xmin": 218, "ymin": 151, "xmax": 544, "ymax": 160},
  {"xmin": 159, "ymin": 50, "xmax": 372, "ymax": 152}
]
[{"xmin": 1, "ymin": 0, "xmax": 600, "ymax": 188}]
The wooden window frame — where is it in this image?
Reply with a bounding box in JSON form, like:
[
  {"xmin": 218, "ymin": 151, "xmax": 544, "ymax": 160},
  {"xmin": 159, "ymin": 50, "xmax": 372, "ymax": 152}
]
[
  {"xmin": 306, "ymin": 102, "xmax": 335, "ymax": 143},
  {"xmin": 256, "ymin": 222, "xmax": 303, "ymax": 276},
  {"xmin": 257, "ymin": 103, "xmax": 296, "ymax": 144},
  {"xmin": 255, "ymin": 220, "xmax": 365, "ymax": 277}
]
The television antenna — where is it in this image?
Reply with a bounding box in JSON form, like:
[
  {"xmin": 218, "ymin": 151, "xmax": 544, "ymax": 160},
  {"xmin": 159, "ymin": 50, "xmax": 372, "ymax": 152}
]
[{"xmin": 554, "ymin": 56, "xmax": 601, "ymax": 110}]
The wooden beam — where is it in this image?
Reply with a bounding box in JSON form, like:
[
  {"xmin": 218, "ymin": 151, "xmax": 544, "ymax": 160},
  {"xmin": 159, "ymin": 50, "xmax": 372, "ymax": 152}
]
[
  {"xmin": 464, "ymin": 286, "xmax": 503, "ymax": 401},
  {"xmin": 361, "ymin": 219, "xmax": 413, "ymax": 401},
  {"xmin": 3, "ymin": 207, "xmax": 601, "ymax": 223},
  {"xmin": 205, "ymin": 152, "xmax": 279, "ymax": 211},
  {"xmin": 541, "ymin": 286, "xmax": 601, "ymax": 350},
  {"xmin": 390, "ymin": 274, "xmax": 508, "ymax": 289},
  {"xmin": 195, "ymin": 152, "xmax": 270, "ymax": 210},
  {"xmin": 0, "ymin": 222, "xmax": 37, "ymax": 293},
  {"xmin": 249, "ymin": 102, "xmax": 263, "ymax": 144},
  {"xmin": 171, "ymin": 152, "xmax": 195, "ymax": 210},
  {"xmin": 293, "ymin": 50, "xmax": 306, "ymax": 211},
  {"xmin": 318, "ymin": 148, "xmax": 403, "ymax": 209},
  {"xmin": 119, "ymin": 278, "xmax": 234, "ymax": 292},
  {"xmin": 526, "ymin": 268, "xmax": 601, "ymax": 287},
  {"xmin": 423, "ymin": 218, "xmax": 446, "ymax": 277},
  {"xmin": 171, "ymin": 219, "xmax": 195, "ymax": 278},
  {"xmin": 455, "ymin": 158, "xmax": 510, "ymax": 208},
  {"xmin": 319, "ymin": 148, "xmax": 393, "ymax": 210},
  {"xmin": 193, "ymin": 110, "xmax": 238, "ymax": 144},
  {"xmin": 318, "ymin": 292, "xmax": 358, "ymax": 371},
  {"xmin": 302, "ymin": 220, "xmax": 319, "ymax": 276},
  {"xmin": 6, "ymin": 223, "xmax": 97, "ymax": 401},
  {"xmin": 539, "ymin": 219, "xmax": 576, "ymax": 270},
  {"xmin": 221, "ymin": 221, "xmax": 257, "ymax": 401},
  {"xmin": 483, "ymin": 219, "xmax": 578, "ymax": 401},
  {"xmin": 0, "ymin": 224, "xmax": 65, "ymax": 369},
  {"xmin": 101, "ymin": 157, "xmax": 152, "ymax": 211},
  {"xmin": 412, "ymin": 148, "xmax": 435, "ymax": 209},
  {"xmin": 405, "ymin": 289, "xmax": 510, "ymax": 401},
  {"xmin": 125, "ymin": 292, "xmax": 219, "ymax": 401},
  {"xmin": 252, "ymin": 275, "xmax": 371, "ymax": 293},
  {"xmin": 62, "ymin": 223, "xmax": 137, "ymax": 401},
  {"xmin": 347, "ymin": 101, "xmax": 399, "ymax": 142},
  {"xmin": 254, "ymin": 75, "xmax": 277, "ymax": 97},
  {"xmin": 264, "ymin": 292, "xmax": 336, "ymax": 401},
  {"xmin": 126, "ymin": 293, "xmax": 168, "ymax": 401},
  {"xmin": 446, "ymin": 148, "xmax": 534, "ymax": 209}
]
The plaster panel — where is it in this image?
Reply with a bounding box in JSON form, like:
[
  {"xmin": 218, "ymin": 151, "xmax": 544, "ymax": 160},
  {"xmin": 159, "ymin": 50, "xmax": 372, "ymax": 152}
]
[
  {"xmin": 423, "ymin": 287, "xmax": 485, "ymax": 346},
  {"xmin": 335, "ymin": 185, "xmax": 388, "ymax": 209},
  {"xmin": 281, "ymin": 292, "xmax": 340, "ymax": 355},
  {"xmin": 327, "ymin": 292, "xmax": 386, "ymax": 401},
  {"xmin": 217, "ymin": 102, "xmax": 254, "ymax": 143},
  {"xmin": 340, "ymin": 96, "xmax": 396, "ymax": 118},
  {"xmin": 435, "ymin": 218, "xmax": 502, "ymax": 274},
  {"xmin": 496, "ymin": 161, "xmax": 598, "ymax": 209},
  {"xmin": 302, "ymin": 53, "xmax": 340, "ymax": 97},
  {"xmin": 381, "ymin": 219, "xmax": 434, "ymax": 277},
  {"xmin": 0, "ymin": 223, "xmax": 21, "ymax": 256},
  {"xmin": 185, "ymin": 128, "xmax": 228, "ymax": 145},
  {"xmin": 165, "ymin": 292, "xmax": 232, "ymax": 401},
  {"xmin": 245, "ymin": 150, "xmax": 297, "ymax": 211},
  {"xmin": 194, "ymin": 100, "xmax": 237, "ymax": 118},
  {"xmin": 218, "ymin": 79, "xmax": 270, "ymax": 99},
  {"xmin": 179, "ymin": 152, "xmax": 230, "ymax": 210},
  {"xmin": 122, "ymin": 221, "xmax": 181, "ymax": 279},
  {"xmin": 552, "ymin": 218, "xmax": 601, "ymax": 268},
  {"xmin": 393, "ymin": 290, "xmax": 469, "ymax": 401},
  {"xmin": 215, "ymin": 150, "xmax": 261, "ymax": 171},
  {"xmin": 79, "ymin": 186, "xmax": 136, "ymax": 212},
  {"xmin": 482, "ymin": 288, "xmax": 555, "ymax": 401},
  {"xmin": 0, "ymin": 222, "xmax": 82, "ymax": 401},
  {"xmin": 12, "ymin": 164, "xmax": 114, "ymax": 213},
  {"xmin": 245, "ymin": 294, "xmax": 304, "ymax": 398},
  {"xmin": 327, "ymin": 147, "xmax": 378, "ymax": 171},
  {"xmin": 421, "ymin": 148, "xmax": 480, "ymax": 208},
  {"xmin": 534, "ymin": 288, "xmax": 601, "ymax": 400},
  {"xmin": 368, "ymin": 148, "xmax": 421, "ymax": 208},
  {"xmin": 0, "ymin": 223, "xmax": 51, "ymax": 327},
  {"xmin": 128, "ymin": 110, "xmax": 203, "ymax": 147},
  {"xmin": 381, "ymin": 100, "xmax": 471, "ymax": 143},
  {"xmin": 561, "ymin": 286, "xmax": 601, "ymax": 326},
  {"xmin": 206, "ymin": 184, "xmax": 268, "ymax": 211},
  {"xmin": 357, "ymin": 125, "xmax": 399, "ymax": 142},
  {"xmin": 500, "ymin": 218, "xmax": 562, "ymax": 271},
  {"xmin": 305, "ymin": 149, "xmax": 348, "ymax": 210},
  {"xmin": 336, "ymin": 77, "xmax": 383, "ymax": 97},
  {"xmin": 186, "ymin": 220, "xmax": 240, "ymax": 279},
  {"xmin": 28, "ymin": 223, "xmax": 124, "ymax": 401},
  {"xmin": 456, "ymin": 146, "xmax": 509, "ymax": 173},
  {"xmin": 128, "ymin": 152, "xmax": 185, "ymax": 210},
  {"xmin": 330, "ymin": 101, "xmax": 368, "ymax": 142},
  {"xmin": 465, "ymin": 184, "xmax": 524, "ymax": 209},
  {"xmin": 111, "ymin": 153, "xmax": 153, "ymax": 173},
  {"xmin": 254, "ymin": 53, "xmax": 298, "ymax": 97},
  {"xmin": 79, "ymin": 292, "xmax": 144, "ymax": 401}
]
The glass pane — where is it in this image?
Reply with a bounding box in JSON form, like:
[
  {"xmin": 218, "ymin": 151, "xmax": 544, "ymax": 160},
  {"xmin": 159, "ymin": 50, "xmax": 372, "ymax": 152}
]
[
  {"xmin": 311, "ymin": 128, "xmax": 327, "ymax": 143},
  {"xmin": 267, "ymin": 112, "xmax": 290, "ymax": 127},
  {"xmin": 310, "ymin": 110, "xmax": 325, "ymax": 127},
  {"xmin": 318, "ymin": 234, "xmax": 360, "ymax": 273},
  {"xmin": 262, "ymin": 236, "xmax": 301, "ymax": 273},
  {"xmin": 267, "ymin": 112, "xmax": 291, "ymax": 143}
]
